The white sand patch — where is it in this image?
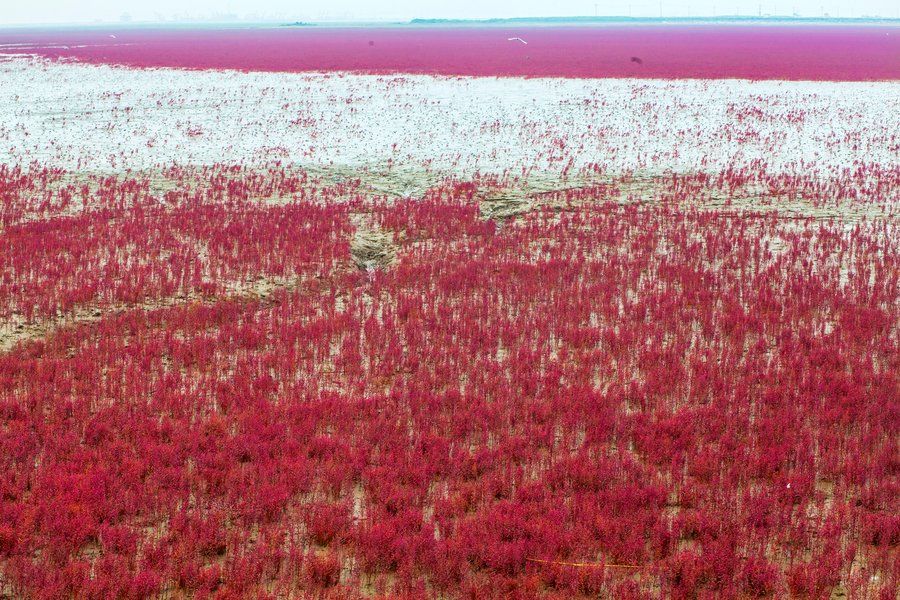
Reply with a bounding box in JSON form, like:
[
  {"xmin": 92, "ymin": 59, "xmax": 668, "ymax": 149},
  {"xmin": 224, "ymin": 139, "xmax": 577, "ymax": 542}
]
[{"xmin": 0, "ymin": 57, "xmax": 897, "ymax": 176}]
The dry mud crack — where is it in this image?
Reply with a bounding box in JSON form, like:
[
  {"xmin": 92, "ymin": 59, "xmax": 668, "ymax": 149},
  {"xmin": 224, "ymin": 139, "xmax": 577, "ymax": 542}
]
[
  {"xmin": 0, "ymin": 274, "xmax": 310, "ymax": 354},
  {"xmin": 350, "ymin": 227, "xmax": 397, "ymax": 271}
]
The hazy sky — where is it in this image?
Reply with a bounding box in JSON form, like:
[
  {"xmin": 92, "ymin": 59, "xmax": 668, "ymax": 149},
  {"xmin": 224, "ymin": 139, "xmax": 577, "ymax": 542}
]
[{"xmin": 1, "ymin": 0, "xmax": 896, "ymax": 25}]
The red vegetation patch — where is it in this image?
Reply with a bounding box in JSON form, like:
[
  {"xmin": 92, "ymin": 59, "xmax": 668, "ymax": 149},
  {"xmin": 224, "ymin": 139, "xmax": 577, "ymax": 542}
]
[
  {"xmin": 2, "ymin": 25, "xmax": 899, "ymax": 80},
  {"xmin": 0, "ymin": 166, "xmax": 897, "ymax": 598}
]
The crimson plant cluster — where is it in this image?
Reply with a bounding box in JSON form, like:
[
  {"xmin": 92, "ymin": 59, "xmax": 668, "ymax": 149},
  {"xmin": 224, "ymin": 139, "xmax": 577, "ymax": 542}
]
[{"xmin": 0, "ymin": 164, "xmax": 897, "ymax": 599}]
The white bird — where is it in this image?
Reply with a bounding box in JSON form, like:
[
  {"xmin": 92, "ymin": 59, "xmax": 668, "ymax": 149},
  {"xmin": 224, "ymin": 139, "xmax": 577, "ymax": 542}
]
[
  {"xmin": 507, "ymin": 37, "xmax": 528, "ymax": 45},
  {"xmin": 109, "ymin": 34, "xmax": 117, "ymax": 39}
]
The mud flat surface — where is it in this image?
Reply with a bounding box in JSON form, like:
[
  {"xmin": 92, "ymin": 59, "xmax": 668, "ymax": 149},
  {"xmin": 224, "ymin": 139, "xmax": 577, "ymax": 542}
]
[{"xmin": 1, "ymin": 57, "xmax": 898, "ymax": 175}]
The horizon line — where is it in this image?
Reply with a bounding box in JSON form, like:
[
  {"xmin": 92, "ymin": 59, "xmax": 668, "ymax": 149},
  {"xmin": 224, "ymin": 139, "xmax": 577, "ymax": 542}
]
[{"xmin": 2, "ymin": 14, "xmax": 900, "ymax": 29}]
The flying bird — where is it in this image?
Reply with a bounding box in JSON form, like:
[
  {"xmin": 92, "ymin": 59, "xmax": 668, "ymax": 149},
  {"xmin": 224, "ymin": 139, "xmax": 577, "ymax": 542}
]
[
  {"xmin": 630, "ymin": 56, "xmax": 643, "ymax": 64},
  {"xmin": 109, "ymin": 34, "xmax": 117, "ymax": 39},
  {"xmin": 507, "ymin": 37, "xmax": 528, "ymax": 45}
]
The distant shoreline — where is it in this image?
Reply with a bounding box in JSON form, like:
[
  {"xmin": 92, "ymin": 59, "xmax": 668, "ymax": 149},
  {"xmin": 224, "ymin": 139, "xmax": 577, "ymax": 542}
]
[
  {"xmin": 406, "ymin": 16, "xmax": 900, "ymax": 26},
  {"xmin": 2, "ymin": 15, "xmax": 900, "ymax": 31}
]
